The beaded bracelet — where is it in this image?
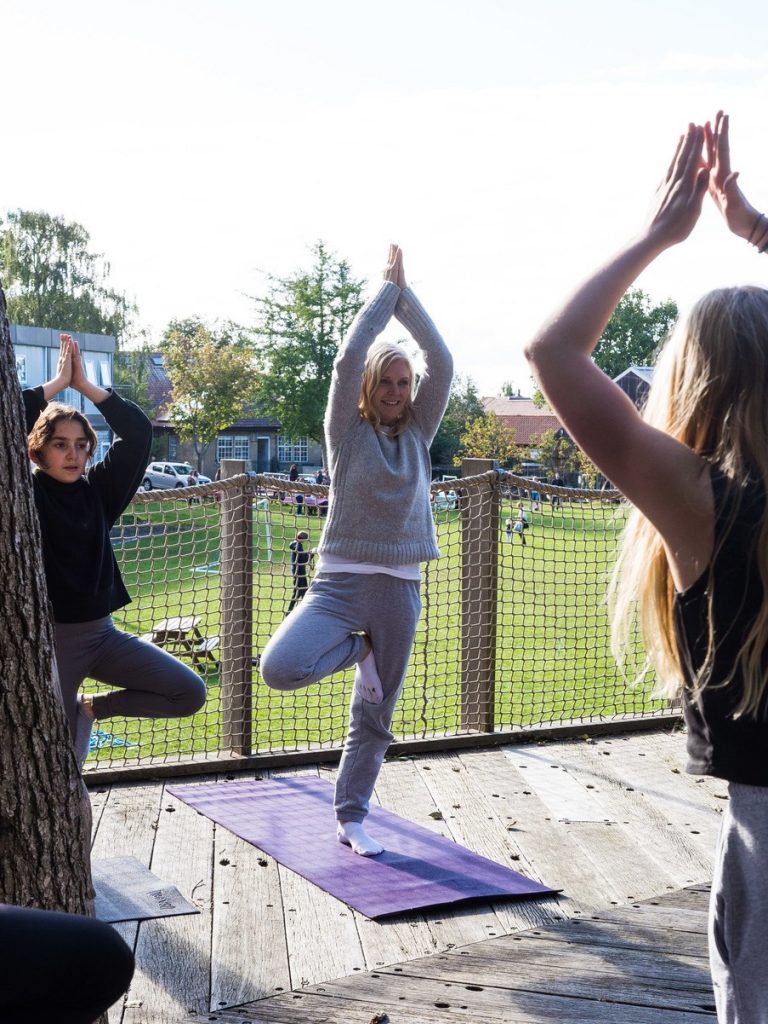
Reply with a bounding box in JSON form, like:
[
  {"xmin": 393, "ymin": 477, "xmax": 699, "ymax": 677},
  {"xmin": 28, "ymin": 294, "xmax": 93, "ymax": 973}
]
[{"xmin": 748, "ymin": 212, "xmax": 766, "ymax": 245}]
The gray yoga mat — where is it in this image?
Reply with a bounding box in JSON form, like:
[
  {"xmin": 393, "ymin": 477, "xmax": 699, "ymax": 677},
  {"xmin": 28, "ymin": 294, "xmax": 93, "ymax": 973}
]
[
  {"xmin": 93, "ymin": 856, "xmax": 199, "ymax": 923},
  {"xmin": 168, "ymin": 777, "xmax": 556, "ymax": 919}
]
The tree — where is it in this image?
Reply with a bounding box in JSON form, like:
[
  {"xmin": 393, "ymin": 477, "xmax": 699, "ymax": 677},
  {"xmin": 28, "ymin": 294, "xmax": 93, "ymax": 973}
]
[
  {"xmin": 161, "ymin": 318, "xmax": 261, "ymax": 469},
  {"xmin": 575, "ymin": 447, "xmax": 602, "ymax": 488},
  {"xmin": 252, "ymin": 241, "xmax": 365, "ymax": 447},
  {"xmin": 430, "ymin": 374, "xmax": 484, "ymax": 467},
  {"xmin": 592, "ymin": 287, "xmax": 678, "ymax": 380},
  {"xmin": 113, "ymin": 343, "xmax": 155, "ymax": 416},
  {"xmin": 455, "ymin": 412, "xmax": 520, "ymax": 467},
  {"xmin": 499, "ymin": 380, "xmax": 520, "ymax": 398},
  {"xmin": 534, "ymin": 428, "xmax": 579, "ymax": 478},
  {"xmin": 0, "ymin": 279, "xmax": 94, "ymax": 914},
  {"xmin": 0, "ymin": 209, "xmax": 135, "ymax": 342}
]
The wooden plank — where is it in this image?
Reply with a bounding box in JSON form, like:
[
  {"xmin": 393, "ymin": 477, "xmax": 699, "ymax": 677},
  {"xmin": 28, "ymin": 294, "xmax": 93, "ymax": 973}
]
[
  {"xmin": 365, "ymin": 755, "xmax": 503, "ymax": 960},
  {"xmin": 459, "ymin": 746, "xmax": 627, "ymax": 908},
  {"xmin": 183, "ymin": 988, "xmax": 716, "ymax": 1024},
  {"xmin": 500, "ymin": 739, "xmax": 694, "ymax": 904},
  {"xmin": 267, "ymin": 764, "xmax": 366, "ymax": 990},
  {"xmin": 505, "ymin": 746, "xmax": 608, "ymax": 821},
  {"xmin": 579, "ymin": 731, "xmax": 723, "ymax": 857},
  {"xmin": 122, "ymin": 779, "xmax": 216, "ymax": 1024},
  {"xmin": 414, "ymin": 752, "xmax": 568, "ymax": 933},
  {"xmin": 549, "ymin": 737, "xmax": 713, "ymax": 889},
  {"xmin": 210, "ymin": 772, "xmax": 292, "ymax": 1010},
  {"xmin": 90, "ymin": 781, "xmax": 166, "ymax": 1023},
  {"xmin": 306, "ymin": 972, "xmax": 715, "ymax": 1023}
]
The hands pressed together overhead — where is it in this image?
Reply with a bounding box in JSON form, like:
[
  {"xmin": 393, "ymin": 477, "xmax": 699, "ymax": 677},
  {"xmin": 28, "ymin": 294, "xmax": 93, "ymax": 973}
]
[
  {"xmin": 646, "ymin": 111, "xmax": 768, "ymax": 254},
  {"xmin": 383, "ymin": 243, "xmax": 407, "ymax": 289},
  {"xmin": 44, "ymin": 333, "xmax": 110, "ymax": 404}
]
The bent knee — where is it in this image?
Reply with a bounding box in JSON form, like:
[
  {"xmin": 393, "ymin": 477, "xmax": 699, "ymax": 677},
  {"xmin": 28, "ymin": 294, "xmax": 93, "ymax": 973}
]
[
  {"xmin": 175, "ymin": 674, "xmax": 207, "ymax": 715},
  {"xmin": 259, "ymin": 649, "xmax": 309, "ymax": 691}
]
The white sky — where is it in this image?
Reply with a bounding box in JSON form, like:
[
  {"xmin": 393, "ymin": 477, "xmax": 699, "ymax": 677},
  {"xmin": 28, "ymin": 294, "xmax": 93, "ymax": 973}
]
[{"xmin": 5, "ymin": 0, "xmax": 768, "ymax": 395}]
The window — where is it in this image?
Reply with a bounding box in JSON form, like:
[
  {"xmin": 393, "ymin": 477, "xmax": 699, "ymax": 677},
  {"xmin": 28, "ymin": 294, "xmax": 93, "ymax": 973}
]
[
  {"xmin": 168, "ymin": 435, "xmax": 178, "ymax": 459},
  {"xmin": 217, "ymin": 435, "xmax": 250, "ymax": 462},
  {"xmin": 15, "ymin": 354, "xmax": 27, "ymax": 384},
  {"xmin": 277, "ymin": 436, "xmax": 308, "ymax": 463},
  {"xmin": 93, "ymin": 431, "xmax": 111, "ymax": 464}
]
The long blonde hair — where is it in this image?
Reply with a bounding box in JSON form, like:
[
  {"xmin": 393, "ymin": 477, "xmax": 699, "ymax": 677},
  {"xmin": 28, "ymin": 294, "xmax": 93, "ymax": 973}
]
[
  {"xmin": 358, "ymin": 341, "xmax": 415, "ymax": 437},
  {"xmin": 610, "ymin": 286, "xmax": 768, "ymax": 717}
]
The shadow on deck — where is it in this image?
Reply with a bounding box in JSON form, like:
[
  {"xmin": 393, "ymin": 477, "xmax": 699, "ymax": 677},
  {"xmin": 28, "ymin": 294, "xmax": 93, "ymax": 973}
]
[{"xmin": 95, "ymin": 727, "xmax": 722, "ymax": 1023}]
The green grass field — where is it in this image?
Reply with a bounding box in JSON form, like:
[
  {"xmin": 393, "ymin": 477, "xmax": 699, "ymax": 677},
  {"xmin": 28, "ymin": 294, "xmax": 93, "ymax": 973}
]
[{"xmin": 86, "ymin": 493, "xmax": 662, "ymax": 768}]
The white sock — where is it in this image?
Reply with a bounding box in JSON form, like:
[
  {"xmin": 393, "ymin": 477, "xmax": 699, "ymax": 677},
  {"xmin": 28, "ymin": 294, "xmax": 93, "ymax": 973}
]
[
  {"xmin": 355, "ymin": 648, "xmax": 383, "ymax": 705},
  {"xmin": 74, "ymin": 696, "xmax": 95, "ymax": 768},
  {"xmin": 337, "ymin": 821, "xmax": 384, "ymax": 857}
]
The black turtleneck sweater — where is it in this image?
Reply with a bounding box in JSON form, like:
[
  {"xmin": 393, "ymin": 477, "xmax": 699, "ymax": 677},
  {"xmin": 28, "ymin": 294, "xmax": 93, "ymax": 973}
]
[{"xmin": 24, "ymin": 387, "xmax": 152, "ymax": 623}]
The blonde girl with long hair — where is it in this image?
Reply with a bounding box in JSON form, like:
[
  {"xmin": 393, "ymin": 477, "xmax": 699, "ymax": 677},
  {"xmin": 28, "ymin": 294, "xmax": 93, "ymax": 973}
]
[
  {"xmin": 525, "ymin": 113, "xmax": 768, "ymax": 1022},
  {"xmin": 261, "ymin": 245, "xmax": 453, "ymax": 857},
  {"xmin": 528, "ymin": 116, "xmax": 768, "ymax": 1019}
]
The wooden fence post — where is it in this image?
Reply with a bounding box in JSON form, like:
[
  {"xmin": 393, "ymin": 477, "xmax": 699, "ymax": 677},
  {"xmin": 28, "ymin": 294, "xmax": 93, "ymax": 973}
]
[
  {"xmin": 219, "ymin": 460, "xmax": 253, "ymax": 755},
  {"xmin": 460, "ymin": 459, "xmax": 499, "ymax": 733}
]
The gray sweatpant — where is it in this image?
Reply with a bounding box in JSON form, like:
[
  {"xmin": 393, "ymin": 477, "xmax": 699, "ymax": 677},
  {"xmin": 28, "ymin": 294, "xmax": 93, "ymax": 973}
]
[
  {"xmin": 260, "ymin": 571, "xmax": 421, "ymax": 822},
  {"xmin": 55, "ymin": 616, "xmax": 207, "ymax": 741},
  {"xmin": 709, "ymin": 781, "xmax": 768, "ymax": 1022}
]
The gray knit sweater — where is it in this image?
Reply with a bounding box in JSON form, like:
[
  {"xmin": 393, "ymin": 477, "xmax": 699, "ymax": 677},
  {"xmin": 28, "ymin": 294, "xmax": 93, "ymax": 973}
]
[{"xmin": 318, "ymin": 281, "xmax": 453, "ymax": 565}]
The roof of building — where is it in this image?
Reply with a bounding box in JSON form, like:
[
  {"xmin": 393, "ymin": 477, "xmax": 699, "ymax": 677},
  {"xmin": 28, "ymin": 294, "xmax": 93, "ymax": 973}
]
[
  {"xmin": 481, "ymin": 396, "xmax": 563, "ymax": 445},
  {"xmin": 613, "ymin": 365, "xmax": 654, "ymax": 384}
]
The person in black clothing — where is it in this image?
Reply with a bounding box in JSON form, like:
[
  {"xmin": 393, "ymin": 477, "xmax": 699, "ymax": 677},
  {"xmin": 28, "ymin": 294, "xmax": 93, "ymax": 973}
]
[
  {"xmin": 0, "ymin": 903, "xmax": 134, "ymax": 1023},
  {"xmin": 288, "ymin": 463, "xmax": 299, "ymax": 482},
  {"xmin": 287, "ymin": 529, "xmax": 313, "ymax": 613},
  {"xmin": 24, "ymin": 335, "xmax": 206, "ymax": 767},
  {"xmin": 525, "ymin": 112, "xmax": 768, "ymax": 1023}
]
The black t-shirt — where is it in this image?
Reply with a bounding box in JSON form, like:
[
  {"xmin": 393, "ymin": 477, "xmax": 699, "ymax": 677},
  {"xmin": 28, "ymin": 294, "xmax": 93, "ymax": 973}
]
[{"xmin": 675, "ymin": 468, "xmax": 768, "ymax": 785}]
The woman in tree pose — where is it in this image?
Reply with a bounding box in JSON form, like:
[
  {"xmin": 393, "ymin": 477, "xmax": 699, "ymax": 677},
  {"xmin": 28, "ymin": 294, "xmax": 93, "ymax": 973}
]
[
  {"xmin": 24, "ymin": 335, "xmax": 206, "ymax": 766},
  {"xmin": 525, "ymin": 113, "xmax": 768, "ymax": 1022},
  {"xmin": 261, "ymin": 244, "xmax": 453, "ymax": 856}
]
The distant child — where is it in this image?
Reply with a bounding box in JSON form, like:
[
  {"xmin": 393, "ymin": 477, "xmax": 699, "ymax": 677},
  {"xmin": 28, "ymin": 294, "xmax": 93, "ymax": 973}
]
[{"xmin": 287, "ymin": 529, "xmax": 314, "ymax": 613}]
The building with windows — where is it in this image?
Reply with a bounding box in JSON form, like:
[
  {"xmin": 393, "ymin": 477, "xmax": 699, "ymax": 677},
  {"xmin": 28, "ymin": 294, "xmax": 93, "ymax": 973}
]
[
  {"xmin": 145, "ymin": 353, "xmax": 323, "ymax": 476},
  {"xmin": 11, "ymin": 324, "xmax": 116, "ymax": 460}
]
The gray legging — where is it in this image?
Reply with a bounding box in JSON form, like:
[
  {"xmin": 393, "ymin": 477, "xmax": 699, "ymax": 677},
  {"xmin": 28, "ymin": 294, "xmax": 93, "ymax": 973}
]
[
  {"xmin": 709, "ymin": 781, "xmax": 768, "ymax": 1023},
  {"xmin": 260, "ymin": 571, "xmax": 421, "ymax": 822},
  {"xmin": 55, "ymin": 616, "xmax": 207, "ymax": 740}
]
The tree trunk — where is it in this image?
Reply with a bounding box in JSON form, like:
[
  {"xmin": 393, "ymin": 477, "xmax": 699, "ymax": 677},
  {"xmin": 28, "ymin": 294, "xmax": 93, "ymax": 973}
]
[{"xmin": 0, "ymin": 282, "xmax": 93, "ymax": 913}]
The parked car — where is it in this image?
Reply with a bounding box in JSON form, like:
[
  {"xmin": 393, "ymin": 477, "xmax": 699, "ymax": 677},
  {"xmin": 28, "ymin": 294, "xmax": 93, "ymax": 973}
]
[
  {"xmin": 433, "ymin": 489, "xmax": 458, "ymax": 512},
  {"xmin": 142, "ymin": 462, "xmax": 211, "ymax": 490}
]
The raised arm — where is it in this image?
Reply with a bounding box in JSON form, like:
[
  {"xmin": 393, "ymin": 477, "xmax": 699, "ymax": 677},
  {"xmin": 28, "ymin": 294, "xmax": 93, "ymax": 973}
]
[
  {"xmin": 707, "ymin": 110, "xmax": 768, "ymax": 252},
  {"xmin": 392, "ymin": 248, "xmax": 453, "ymax": 443},
  {"xmin": 524, "ymin": 124, "xmax": 713, "ymax": 586},
  {"xmin": 23, "ymin": 334, "xmax": 75, "ymax": 431},
  {"xmin": 324, "ymin": 246, "xmax": 401, "ymax": 451}
]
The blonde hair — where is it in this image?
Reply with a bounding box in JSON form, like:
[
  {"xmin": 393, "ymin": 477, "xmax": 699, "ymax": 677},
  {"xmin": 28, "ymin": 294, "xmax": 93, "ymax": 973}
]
[
  {"xmin": 358, "ymin": 341, "xmax": 415, "ymax": 437},
  {"xmin": 610, "ymin": 286, "xmax": 768, "ymax": 718},
  {"xmin": 28, "ymin": 402, "xmax": 98, "ymax": 462}
]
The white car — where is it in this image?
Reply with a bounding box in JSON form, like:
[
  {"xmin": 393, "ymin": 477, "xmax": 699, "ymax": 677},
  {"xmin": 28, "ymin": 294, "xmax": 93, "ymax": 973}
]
[{"xmin": 142, "ymin": 462, "xmax": 211, "ymax": 490}]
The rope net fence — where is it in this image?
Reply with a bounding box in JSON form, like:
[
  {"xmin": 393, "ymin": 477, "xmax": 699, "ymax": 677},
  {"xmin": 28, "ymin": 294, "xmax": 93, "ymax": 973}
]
[{"xmin": 83, "ymin": 469, "xmax": 676, "ymax": 776}]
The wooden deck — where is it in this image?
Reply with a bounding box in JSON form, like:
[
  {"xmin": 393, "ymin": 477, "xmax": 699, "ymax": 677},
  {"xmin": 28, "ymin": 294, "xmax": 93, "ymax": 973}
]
[
  {"xmin": 182, "ymin": 884, "xmax": 715, "ymax": 1022},
  {"xmin": 94, "ymin": 728, "xmax": 724, "ymax": 1023}
]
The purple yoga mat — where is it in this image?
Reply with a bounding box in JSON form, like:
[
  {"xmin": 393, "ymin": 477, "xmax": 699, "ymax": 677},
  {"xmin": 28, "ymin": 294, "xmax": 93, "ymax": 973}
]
[{"xmin": 167, "ymin": 776, "xmax": 556, "ymax": 918}]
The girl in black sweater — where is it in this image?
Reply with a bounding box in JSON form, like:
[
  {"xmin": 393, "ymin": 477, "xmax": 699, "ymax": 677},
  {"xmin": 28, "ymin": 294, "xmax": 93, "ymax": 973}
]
[{"xmin": 25, "ymin": 335, "xmax": 206, "ymax": 766}]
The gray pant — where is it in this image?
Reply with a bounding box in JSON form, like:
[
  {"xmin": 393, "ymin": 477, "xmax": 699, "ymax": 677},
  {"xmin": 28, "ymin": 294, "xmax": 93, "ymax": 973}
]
[
  {"xmin": 55, "ymin": 616, "xmax": 207, "ymax": 741},
  {"xmin": 260, "ymin": 571, "xmax": 421, "ymax": 822},
  {"xmin": 709, "ymin": 781, "xmax": 768, "ymax": 1022}
]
